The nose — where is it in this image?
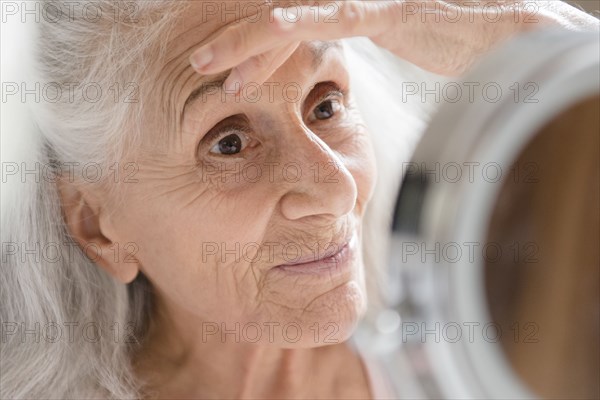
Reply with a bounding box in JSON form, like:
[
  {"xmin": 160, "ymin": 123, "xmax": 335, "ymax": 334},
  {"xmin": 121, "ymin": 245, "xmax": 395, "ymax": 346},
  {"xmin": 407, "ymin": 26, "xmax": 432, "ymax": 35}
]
[{"xmin": 279, "ymin": 131, "xmax": 358, "ymax": 221}]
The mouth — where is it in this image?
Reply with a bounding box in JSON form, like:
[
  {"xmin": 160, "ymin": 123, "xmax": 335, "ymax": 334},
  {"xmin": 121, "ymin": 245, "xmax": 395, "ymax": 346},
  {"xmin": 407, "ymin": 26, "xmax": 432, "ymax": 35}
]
[{"xmin": 274, "ymin": 232, "xmax": 358, "ymax": 275}]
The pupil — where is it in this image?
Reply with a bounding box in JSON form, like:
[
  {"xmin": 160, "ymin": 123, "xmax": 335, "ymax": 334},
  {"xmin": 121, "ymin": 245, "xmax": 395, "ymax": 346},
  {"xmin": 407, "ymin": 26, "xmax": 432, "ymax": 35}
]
[
  {"xmin": 218, "ymin": 134, "xmax": 242, "ymax": 155},
  {"xmin": 315, "ymin": 101, "xmax": 334, "ymax": 120}
]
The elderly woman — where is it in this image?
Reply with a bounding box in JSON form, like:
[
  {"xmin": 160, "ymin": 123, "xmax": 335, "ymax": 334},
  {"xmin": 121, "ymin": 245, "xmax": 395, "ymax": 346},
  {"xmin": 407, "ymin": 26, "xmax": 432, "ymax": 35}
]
[{"xmin": 1, "ymin": 1, "xmax": 597, "ymax": 399}]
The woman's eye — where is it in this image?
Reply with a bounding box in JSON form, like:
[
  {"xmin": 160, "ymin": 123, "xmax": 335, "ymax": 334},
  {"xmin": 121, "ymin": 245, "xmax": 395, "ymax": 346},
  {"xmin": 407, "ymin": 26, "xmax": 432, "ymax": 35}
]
[
  {"xmin": 308, "ymin": 97, "xmax": 343, "ymax": 123},
  {"xmin": 210, "ymin": 132, "xmax": 249, "ymax": 155}
]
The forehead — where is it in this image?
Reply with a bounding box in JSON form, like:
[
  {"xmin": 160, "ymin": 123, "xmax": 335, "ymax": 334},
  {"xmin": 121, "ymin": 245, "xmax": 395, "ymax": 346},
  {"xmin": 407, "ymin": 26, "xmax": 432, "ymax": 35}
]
[
  {"xmin": 168, "ymin": 0, "xmax": 317, "ymax": 56},
  {"xmin": 141, "ymin": 1, "xmax": 347, "ymax": 150}
]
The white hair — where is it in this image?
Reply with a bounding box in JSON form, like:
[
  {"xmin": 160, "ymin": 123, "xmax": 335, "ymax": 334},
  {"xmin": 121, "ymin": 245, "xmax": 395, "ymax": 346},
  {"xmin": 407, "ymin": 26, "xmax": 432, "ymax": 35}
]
[
  {"xmin": 1, "ymin": 1, "xmax": 186, "ymax": 398},
  {"xmin": 0, "ymin": 1, "xmax": 440, "ymax": 398}
]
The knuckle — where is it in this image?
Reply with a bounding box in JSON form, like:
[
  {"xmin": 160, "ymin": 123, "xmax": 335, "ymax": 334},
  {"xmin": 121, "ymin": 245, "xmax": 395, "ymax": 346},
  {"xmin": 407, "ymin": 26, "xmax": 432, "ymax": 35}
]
[{"xmin": 250, "ymin": 53, "xmax": 271, "ymax": 70}]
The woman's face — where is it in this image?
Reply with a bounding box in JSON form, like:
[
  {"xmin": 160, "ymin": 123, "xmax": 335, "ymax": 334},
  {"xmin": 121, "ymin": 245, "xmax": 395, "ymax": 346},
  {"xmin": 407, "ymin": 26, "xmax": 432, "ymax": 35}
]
[{"xmin": 102, "ymin": 2, "xmax": 377, "ymax": 347}]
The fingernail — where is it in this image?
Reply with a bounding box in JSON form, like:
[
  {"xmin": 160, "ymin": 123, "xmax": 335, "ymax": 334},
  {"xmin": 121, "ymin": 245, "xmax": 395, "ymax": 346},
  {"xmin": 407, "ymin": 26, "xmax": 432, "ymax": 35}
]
[
  {"xmin": 224, "ymin": 69, "xmax": 243, "ymax": 94},
  {"xmin": 190, "ymin": 47, "xmax": 213, "ymax": 71}
]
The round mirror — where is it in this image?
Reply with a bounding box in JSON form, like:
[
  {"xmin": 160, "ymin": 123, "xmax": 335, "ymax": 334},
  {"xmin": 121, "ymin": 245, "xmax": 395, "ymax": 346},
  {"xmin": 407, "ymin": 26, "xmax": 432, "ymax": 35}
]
[
  {"xmin": 356, "ymin": 28, "xmax": 599, "ymax": 400},
  {"xmin": 484, "ymin": 93, "xmax": 599, "ymax": 399}
]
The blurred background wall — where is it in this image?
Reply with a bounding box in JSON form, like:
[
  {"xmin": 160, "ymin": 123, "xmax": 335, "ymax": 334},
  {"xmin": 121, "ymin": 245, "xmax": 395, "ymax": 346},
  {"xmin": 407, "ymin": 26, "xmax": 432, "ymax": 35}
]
[{"xmin": 565, "ymin": 0, "xmax": 600, "ymax": 15}]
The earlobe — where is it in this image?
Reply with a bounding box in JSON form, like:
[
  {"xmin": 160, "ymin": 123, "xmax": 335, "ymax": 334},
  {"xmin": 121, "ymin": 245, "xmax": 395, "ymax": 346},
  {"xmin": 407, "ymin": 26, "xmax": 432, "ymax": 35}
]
[{"xmin": 57, "ymin": 179, "xmax": 140, "ymax": 284}]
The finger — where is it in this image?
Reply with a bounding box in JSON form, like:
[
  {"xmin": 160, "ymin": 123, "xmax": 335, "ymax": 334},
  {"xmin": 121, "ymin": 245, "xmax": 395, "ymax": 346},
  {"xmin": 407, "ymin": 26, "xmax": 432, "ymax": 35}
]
[
  {"xmin": 190, "ymin": 1, "xmax": 394, "ymax": 74},
  {"xmin": 223, "ymin": 43, "xmax": 300, "ymax": 93},
  {"xmin": 190, "ymin": 6, "xmax": 288, "ymax": 74}
]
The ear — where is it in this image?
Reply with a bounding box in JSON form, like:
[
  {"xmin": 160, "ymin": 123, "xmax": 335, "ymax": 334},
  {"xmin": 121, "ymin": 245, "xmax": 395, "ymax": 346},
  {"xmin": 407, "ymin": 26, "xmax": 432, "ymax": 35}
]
[{"xmin": 57, "ymin": 179, "xmax": 140, "ymax": 284}]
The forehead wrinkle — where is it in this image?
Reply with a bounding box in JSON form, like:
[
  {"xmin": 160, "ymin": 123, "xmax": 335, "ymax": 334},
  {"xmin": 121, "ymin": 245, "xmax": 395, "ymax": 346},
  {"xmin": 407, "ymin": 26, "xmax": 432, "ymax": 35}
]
[
  {"xmin": 181, "ymin": 39, "xmax": 343, "ymax": 114},
  {"xmin": 157, "ymin": 8, "xmax": 253, "ymax": 148},
  {"xmin": 157, "ymin": 19, "xmax": 227, "ymax": 146},
  {"xmin": 165, "ymin": 39, "xmax": 344, "ymax": 150},
  {"xmin": 157, "ymin": 51, "xmax": 199, "ymax": 151},
  {"xmin": 147, "ymin": 1, "xmax": 329, "ymax": 154},
  {"xmin": 181, "ymin": 70, "xmax": 230, "ymax": 116},
  {"xmin": 166, "ymin": 0, "xmax": 275, "ymax": 60}
]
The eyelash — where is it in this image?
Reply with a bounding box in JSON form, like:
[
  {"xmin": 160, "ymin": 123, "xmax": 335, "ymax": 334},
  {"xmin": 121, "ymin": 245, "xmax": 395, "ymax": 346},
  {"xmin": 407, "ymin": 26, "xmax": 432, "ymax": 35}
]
[
  {"xmin": 201, "ymin": 82, "xmax": 348, "ymax": 157},
  {"xmin": 203, "ymin": 124, "xmax": 253, "ymax": 152},
  {"xmin": 307, "ymin": 92, "xmax": 345, "ymax": 122},
  {"xmin": 307, "ymin": 82, "xmax": 347, "ymax": 118}
]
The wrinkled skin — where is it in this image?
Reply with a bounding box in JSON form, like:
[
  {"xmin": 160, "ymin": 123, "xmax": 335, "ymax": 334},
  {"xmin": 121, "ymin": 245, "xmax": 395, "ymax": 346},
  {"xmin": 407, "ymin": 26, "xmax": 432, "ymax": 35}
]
[
  {"xmin": 60, "ymin": 1, "xmax": 377, "ymax": 398},
  {"xmin": 189, "ymin": 0, "xmax": 599, "ymax": 86},
  {"xmin": 60, "ymin": 1, "xmax": 597, "ymax": 397}
]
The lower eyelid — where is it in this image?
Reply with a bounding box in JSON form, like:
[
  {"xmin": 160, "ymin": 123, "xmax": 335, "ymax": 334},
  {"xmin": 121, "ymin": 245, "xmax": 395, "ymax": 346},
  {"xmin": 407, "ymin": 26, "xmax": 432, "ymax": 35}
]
[
  {"xmin": 205, "ymin": 132, "xmax": 261, "ymax": 160},
  {"xmin": 198, "ymin": 126, "xmax": 249, "ymax": 152}
]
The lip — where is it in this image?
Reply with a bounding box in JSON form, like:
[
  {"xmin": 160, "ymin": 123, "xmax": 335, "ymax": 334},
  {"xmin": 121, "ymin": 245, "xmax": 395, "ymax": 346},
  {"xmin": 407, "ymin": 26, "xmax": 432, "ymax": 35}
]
[{"xmin": 275, "ymin": 233, "xmax": 357, "ymax": 275}]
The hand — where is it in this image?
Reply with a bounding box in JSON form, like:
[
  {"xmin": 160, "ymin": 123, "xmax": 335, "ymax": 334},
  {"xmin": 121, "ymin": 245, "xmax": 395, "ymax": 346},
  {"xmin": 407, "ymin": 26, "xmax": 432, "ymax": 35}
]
[{"xmin": 189, "ymin": 1, "xmax": 598, "ymax": 91}]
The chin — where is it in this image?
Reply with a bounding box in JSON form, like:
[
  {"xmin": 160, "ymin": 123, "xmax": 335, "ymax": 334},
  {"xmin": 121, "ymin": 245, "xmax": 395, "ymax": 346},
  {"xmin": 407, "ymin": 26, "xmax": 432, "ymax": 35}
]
[
  {"xmin": 246, "ymin": 250, "xmax": 369, "ymax": 348},
  {"xmin": 274, "ymin": 279, "xmax": 367, "ymax": 349}
]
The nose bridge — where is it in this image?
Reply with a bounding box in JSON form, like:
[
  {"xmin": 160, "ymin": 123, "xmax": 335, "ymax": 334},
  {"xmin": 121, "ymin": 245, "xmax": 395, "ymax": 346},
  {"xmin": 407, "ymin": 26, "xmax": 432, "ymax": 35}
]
[{"xmin": 277, "ymin": 121, "xmax": 358, "ymax": 221}]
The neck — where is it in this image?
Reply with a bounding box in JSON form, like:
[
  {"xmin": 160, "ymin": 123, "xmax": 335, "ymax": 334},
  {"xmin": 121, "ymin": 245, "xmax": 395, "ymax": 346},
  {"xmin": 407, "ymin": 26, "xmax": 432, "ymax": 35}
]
[{"xmin": 132, "ymin": 293, "xmax": 369, "ymax": 399}]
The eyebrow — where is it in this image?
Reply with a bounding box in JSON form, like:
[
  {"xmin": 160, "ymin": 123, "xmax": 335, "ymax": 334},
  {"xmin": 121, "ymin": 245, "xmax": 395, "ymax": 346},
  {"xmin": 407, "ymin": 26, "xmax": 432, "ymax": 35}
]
[
  {"xmin": 182, "ymin": 41, "xmax": 341, "ymax": 117},
  {"xmin": 182, "ymin": 70, "xmax": 231, "ymax": 115}
]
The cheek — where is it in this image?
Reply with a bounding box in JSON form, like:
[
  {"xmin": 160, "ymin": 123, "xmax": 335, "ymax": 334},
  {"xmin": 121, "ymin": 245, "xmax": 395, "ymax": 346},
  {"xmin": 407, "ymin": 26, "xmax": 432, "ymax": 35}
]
[
  {"xmin": 109, "ymin": 180, "xmax": 270, "ymax": 309},
  {"xmin": 338, "ymin": 128, "xmax": 378, "ymax": 213}
]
